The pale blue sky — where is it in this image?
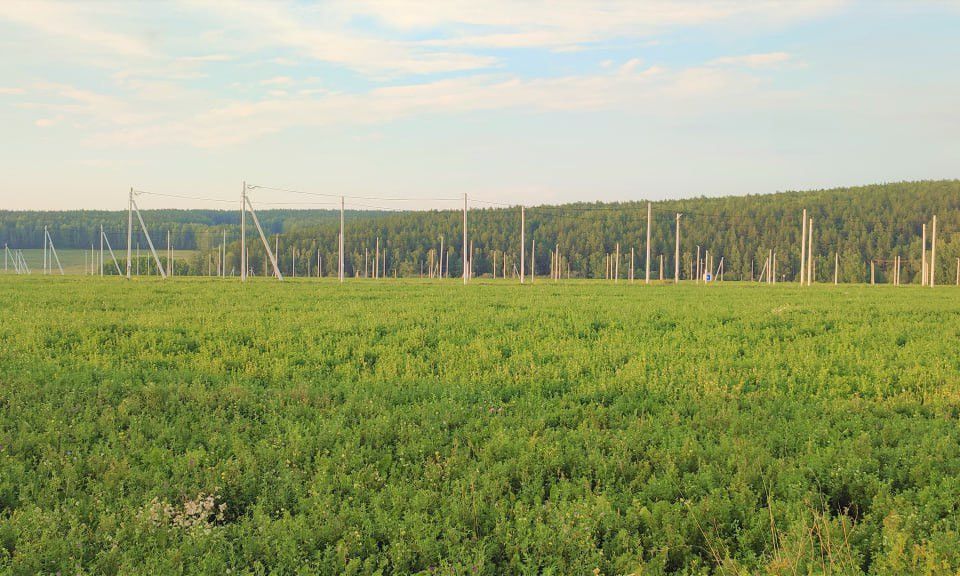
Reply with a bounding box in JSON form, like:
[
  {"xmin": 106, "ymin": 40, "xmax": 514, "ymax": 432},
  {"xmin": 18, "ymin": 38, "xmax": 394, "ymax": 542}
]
[{"xmin": 0, "ymin": 1, "xmax": 958, "ymax": 210}]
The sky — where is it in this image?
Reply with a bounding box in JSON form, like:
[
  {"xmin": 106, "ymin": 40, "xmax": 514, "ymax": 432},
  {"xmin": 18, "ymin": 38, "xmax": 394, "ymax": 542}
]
[{"xmin": 0, "ymin": 0, "xmax": 958, "ymax": 211}]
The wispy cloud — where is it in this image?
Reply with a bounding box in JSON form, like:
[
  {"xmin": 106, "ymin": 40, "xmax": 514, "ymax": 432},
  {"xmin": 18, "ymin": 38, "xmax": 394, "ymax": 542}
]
[
  {"xmin": 710, "ymin": 52, "xmax": 792, "ymax": 68},
  {"xmin": 0, "ymin": 0, "xmax": 151, "ymax": 58},
  {"xmin": 78, "ymin": 62, "xmax": 767, "ymax": 148}
]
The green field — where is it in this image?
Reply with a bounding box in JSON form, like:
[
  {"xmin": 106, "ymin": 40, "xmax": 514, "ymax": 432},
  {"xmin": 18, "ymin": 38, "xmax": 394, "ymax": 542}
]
[{"xmin": 1, "ymin": 277, "xmax": 959, "ymax": 574}]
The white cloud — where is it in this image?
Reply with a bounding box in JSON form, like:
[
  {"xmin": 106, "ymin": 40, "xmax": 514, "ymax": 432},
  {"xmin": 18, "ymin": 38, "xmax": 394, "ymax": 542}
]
[
  {"xmin": 178, "ymin": 54, "xmax": 232, "ymax": 62},
  {"xmin": 710, "ymin": 52, "xmax": 792, "ymax": 68},
  {"xmin": 0, "ymin": 0, "xmax": 151, "ymax": 57},
  {"xmin": 261, "ymin": 76, "xmax": 294, "ymax": 86},
  {"xmin": 181, "ymin": 0, "xmax": 498, "ymax": 75},
  {"xmin": 0, "ymin": 87, "xmax": 26, "ymax": 95},
  {"xmin": 79, "ymin": 63, "xmax": 765, "ymax": 148},
  {"xmin": 350, "ymin": 0, "xmax": 845, "ymax": 49}
]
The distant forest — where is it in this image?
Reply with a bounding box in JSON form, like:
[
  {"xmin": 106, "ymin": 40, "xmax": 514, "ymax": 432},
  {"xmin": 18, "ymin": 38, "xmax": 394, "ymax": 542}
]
[{"xmin": 3, "ymin": 180, "xmax": 959, "ymax": 283}]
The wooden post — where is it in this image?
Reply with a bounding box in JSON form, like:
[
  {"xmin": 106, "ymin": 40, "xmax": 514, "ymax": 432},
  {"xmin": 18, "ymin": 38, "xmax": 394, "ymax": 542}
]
[
  {"xmin": 439, "ymin": 235, "xmax": 444, "ymax": 279},
  {"xmin": 931, "ymin": 214, "xmax": 937, "ymax": 287},
  {"xmin": 772, "ymin": 251, "xmax": 777, "ymax": 284},
  {"xmin": 871, "ymin": 260, "xmax": 875, "ymax": 285},
  {"xmin": 659, "ymin": 254, "xmax": 664, "ymax": 282},
  {"xmin": 956, "ymin": 257, "xmax": 959, "ymax": 286},
  {"xmin": 630, "ymin": 247, "xmax": 635, "ymax": 283},
  {"xmin": 807, "ymin": 218, "xmax": 814, "ymax": 285},
  {"xmin": 376, "ymin": 237, "xmax": 380, "ymax": 279},
  {"xmin": 834, "ymin": 252, "xmax": 839, "ymax": 285},
  {"xmin": 800, "ymin": 208, "xmax": 807, "ymax": 285}
]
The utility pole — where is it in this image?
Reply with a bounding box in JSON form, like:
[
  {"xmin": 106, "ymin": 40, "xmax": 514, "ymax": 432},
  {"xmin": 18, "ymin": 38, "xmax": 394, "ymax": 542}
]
[
  {"xmin": 807, "ymin": 218, "xmax": 814, "ymax": 285},
  {"xmin": 674, "ymin": 213, "xmax": 681, "ymax": 284},
  {"xmin": 695, "ymin": 245, "xmax": 701, "ymax": 284},
  {"xmin": 520, "ymin": 206, "xmax": 525, "ymax": 284},
  {"xmin": 99, "ymin": 224, "xmax": 104, "ymax": 276},
  {"xmin": 240, "ymin": 182, "xmax": 246, "ymax": 282},
  {"xmin": 645, "ymin": 202, "xmax": 652, "ymax": 284},
  {"xmin": 922, "ymin": 223, "xmax": 927, "ymax": 286},
  {"xmin": 614, "ymin": 243, "xmax": 619, "ymax": 283},
  {"xmin": 931, "ymin": 215, "xmax": 937, "ymax": 287},
  {"xmin": 339, "ymin": 196, "xmax": 344, "ymax": 283},
  {"xmin": 126, "ymin": 188, "xmax": 133, "ymax": 279},
  {"xmin": 800, "ymin": 208, "xmax": 807, "ymax": 285},
  {"xmin": 463, "ymin": 193, "xmax": 468, "ymax": 284},
  {"xmin": 530, "ymin": 240, "xmax": 535, "ymax": 283}
]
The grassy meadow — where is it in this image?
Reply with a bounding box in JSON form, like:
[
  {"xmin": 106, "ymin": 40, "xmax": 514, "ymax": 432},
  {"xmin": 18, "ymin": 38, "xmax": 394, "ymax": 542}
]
[{"xmin": 1, "ymin": 277, "xmax": 959, "ymax": 574}]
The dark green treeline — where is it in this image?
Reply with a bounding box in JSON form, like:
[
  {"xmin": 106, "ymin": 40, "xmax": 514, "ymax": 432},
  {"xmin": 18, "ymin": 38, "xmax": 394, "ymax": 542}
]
[{"xmin": 3, "ymin": 180, "xmax": 959, "ymax": 283}]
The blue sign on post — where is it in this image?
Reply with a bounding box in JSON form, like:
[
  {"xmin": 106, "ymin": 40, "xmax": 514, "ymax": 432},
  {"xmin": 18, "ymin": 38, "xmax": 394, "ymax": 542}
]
[{"xmin": 704, "ymin": 273, "xmax": 713, "ymax": 282}]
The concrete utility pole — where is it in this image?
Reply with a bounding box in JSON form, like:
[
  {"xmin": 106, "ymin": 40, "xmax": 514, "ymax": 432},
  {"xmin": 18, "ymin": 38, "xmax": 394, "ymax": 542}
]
[
  {"xmin": 922, "ymin": 223, "xmax": 927, "ymax": 286},
  {"xmin": 339, "ymin": 196, "xmax": 345, "ymax": 283},
  {"xmin": 530, "ymin": 240, "xmax": 535, "ymax": 283},
  {"xmin": 615, "ymin": 243, "xmax": 619, "ymax": 283},
  {"xmin": 645, "ymin": 202, "xmax": 652, "ymax": 284},
  {"xmin": 695, "ymin": 245, "xmax": 701, "ymax": 284},
  {"xmin": 520, "ymin": 206, "xmax": 525, "ymax": 284},
  {"xmin": 674, "ymin": 213, "xmax": 681, "ymax": 284},
  {"xmin": 931, "ymin": 215, "xmax": 937, "ymax": 287},
  {"xmin": 100, "ymin": 224, "xmax": 104, "ymax": 276},
  {"xmin": 463, "ymin": 193, "xmax": 468, "ymax": 284},
  {"xmin": 240, "ymin": 182, "xmax": 246, "ymax": 282},
  {"xmin": 127, "ymin": 188, "xmax": 133, "ymax": 279},
  {"xmin": 800, "ymin": 208, "xmax": 807, "ymax": 285}
]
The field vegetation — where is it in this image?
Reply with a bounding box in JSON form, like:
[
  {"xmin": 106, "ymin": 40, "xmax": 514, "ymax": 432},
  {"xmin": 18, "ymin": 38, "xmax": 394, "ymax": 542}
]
[{"xmin": 1, "ymin": 277, "xmax": 959, "ymax": 574}]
